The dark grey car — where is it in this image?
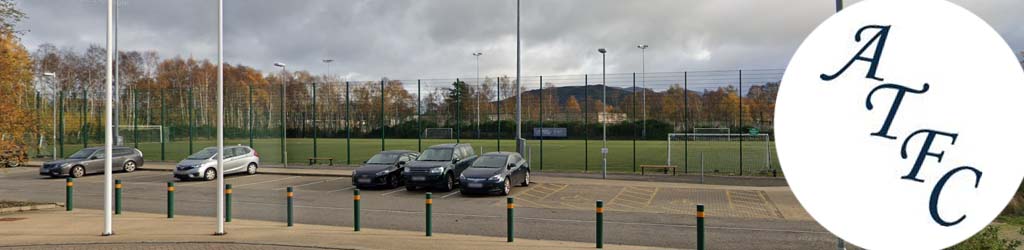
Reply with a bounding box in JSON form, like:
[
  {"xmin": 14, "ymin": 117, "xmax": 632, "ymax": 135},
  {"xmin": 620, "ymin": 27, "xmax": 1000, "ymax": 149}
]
[
  {"xmin": 403, "ymin": 143, "xmax": 478, "ymax": 191},
  {"xmin": 352, "ymin": 150, "xmax": 419, "ymax": 189},
  {"xmin": 459, "ymin": 152, "xmax": 530, "ymax": 195},
  {"xmin": 39, "ymin": 147, "xmax": 145, "ymax": 178}
]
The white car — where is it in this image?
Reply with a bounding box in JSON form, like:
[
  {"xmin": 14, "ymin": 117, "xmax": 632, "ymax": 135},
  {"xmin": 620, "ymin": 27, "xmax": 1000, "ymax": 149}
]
[{"xmin": 174, "ymin": 146, "xmax": 259, "ymax": 181}]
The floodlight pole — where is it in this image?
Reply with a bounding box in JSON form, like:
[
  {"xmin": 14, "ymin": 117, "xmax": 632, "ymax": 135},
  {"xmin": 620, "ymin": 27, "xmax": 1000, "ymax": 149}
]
[
  {"xmin": 275, "ymin": 63, "xmax": 288, "ymax": 168},
  {"xmin": 473, "ymin": 52, "xmax": 482, "ymax": 139},
  {"xmin": 515, "ymin": 0, "xmax": 522, "ymax": 154},
  {"xmin": 215, "ymin": 0, "xmax": 225, "ymax": 236},
  {"xmin": 637, "ymin": 44, "xmax": 648, "ymax": 138},
  {"xmin": 103, "ymin": 0, "xmax": 114, "ymax": 236},
  {"xmin": 319, "ymin": 59, "xmax": 334, "ymax": 159},
  {"xmin": 599, "ymin": 48, "xmax": 607, "ymax": 179}
]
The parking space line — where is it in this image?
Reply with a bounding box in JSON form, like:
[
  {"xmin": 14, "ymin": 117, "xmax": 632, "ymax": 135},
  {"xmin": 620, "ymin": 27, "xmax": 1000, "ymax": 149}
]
[
  {"xmin": 326, "ymin": 186, "xmax": 356, "ymax": 193},
  {"xmin": 440, "ymin": 190, "xmax": 460, "ymax": 199},
  {"xmin": 380, "ymin": 189, "xmax": 406, "ymax": 196},
  {"xmin": 274, "ymin": 177, "xmax": 346, "ymax": 190},
  {"xmin": 119, "ymin": 172, "xmax": 169, "ymax": 180},
  {"xmin": 233, "ymin": 176, "xmax": 300, "ymax": 188}
]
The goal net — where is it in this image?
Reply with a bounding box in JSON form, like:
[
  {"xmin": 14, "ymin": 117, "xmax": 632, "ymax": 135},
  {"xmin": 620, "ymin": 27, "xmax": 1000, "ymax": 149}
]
[
  {"xmin": 667, "ymin": 133, "xmax": 773, "ymax": 174},
  {"xmin": 117, "ymin": 125, "xmax": 164, "ymax": 144},
  {"xmin": 423, "ymin": 128, "xmax": 453, "ymax": 139}
]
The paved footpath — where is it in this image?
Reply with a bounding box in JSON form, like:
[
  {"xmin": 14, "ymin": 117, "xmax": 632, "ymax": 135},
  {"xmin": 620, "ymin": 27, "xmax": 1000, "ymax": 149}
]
[{"xmin": 0, "ymin": 208, "xmax": 669, "ymax": 250}]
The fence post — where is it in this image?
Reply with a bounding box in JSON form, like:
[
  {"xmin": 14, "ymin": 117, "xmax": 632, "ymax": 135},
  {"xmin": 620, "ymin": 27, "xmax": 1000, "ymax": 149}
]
[
  {"xmin": 456, "ymin": 78, "xmax": 461, "ymax": 143},
  {"xmin": 249, "ymin": 83, "xmax": 254, "ymax": 148},
  {"xmin": 507, "ymin": 197, "xmax": 514, "ymax": 242},
  {"xmin": 539, "ymin": 76, "xmax": 543, "ymax": 171},
  {"xmin": 584, "ymin": 74, "xmax": 589, "ymax": 172},
  {"xmin": 632, "ymin": 72, "xmax": 637, "ymax": 173},
  {"xmin": 345, "ymin": 81, "xmax": 351, "ymax": 164},
  {"xmin": 354, "ymin": 189, "xmax": 361, "ymax": 231},
  {"xmin": 380, "ymin": 79, "xmax": 385, "ymax": 151},
  {"xmin": 417, "ymin": 79, "xmax": 422, "ymax": 152},
  {"xmin": 313, "ymin": 80, "xmax": 318, "ymax": 158},
  {"xmin": 225, "ymin": 184, "xmax": 232, "ymax": 222},
  {"xmin": 596, "ymin": 200, "xmax": 603, "ymax": 248},
  {"xmin": 425, "ymin": 192, "xmax": 432, "ymax": 236},
  {"xmin": 280, "ymin": 82, "xmax": 286, "ymax": 166},
  {"xmin": 65, "ymin": 177, "xmax": 73, "ymax": 211},
  {"xmin": 738, "ymin": 70, "xmax": 744, "ymax": 176},
  {"xmin": 82, "ymin": 91, "xmax": 88, "ymax": 149},
  {"xmin": 59, "ymin": 90, "xmax": 64, "ymax": 157},
  {"xmin": 167, "ymin": 182, "xmax": 174, "ymax": 218},
  {"xmin": 133, "ymin": 88, "xmax": 138, "ymax": 148},
  {"xmin": 697, "ymin": 204, "xmax": 705, "ymax": 250},
  {"xmin": 114, "ymin": 179, "xmax": 122, "ymax": 215},
  {"xmin": 160, "ymin": 92, "xmax": 165, "ymax": 161},
  {"xmin": 188, "ymin": 88, "xmax": 194, "ymax": 154},
  {"xmin": 287, "ymin": 186, "xmax": 294, "ymax": 227}
]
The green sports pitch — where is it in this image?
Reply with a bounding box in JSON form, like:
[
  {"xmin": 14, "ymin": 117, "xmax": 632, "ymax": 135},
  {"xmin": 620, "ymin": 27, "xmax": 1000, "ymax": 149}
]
[{"xmin": 38, "ymin": 138, "xmax": 781, "ymax": 175}]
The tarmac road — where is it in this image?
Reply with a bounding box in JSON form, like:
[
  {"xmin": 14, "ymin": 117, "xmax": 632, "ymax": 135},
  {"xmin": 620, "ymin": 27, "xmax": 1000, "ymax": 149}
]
[{"xmin": 0, "ymin": 167, "xmax": 852, "ymax": 249}]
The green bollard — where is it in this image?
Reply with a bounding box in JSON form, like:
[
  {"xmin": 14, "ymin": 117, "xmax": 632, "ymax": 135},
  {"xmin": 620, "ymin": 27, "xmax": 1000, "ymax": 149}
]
[
  {"xmin": 225, "ymin": 184, "xmax": 232, "ymax": 222},
  {"xmin": 596, "ymin": 200, "xmax": 604, "ymax": 249},
  {"xmin": 287, "ymin": 187, "xmax": 294, "ymax": 227},
  {"xmin": 507, "ymin": 197, "xmax": 515, "ymax": 242},
  {"xmin": 65, "ymin": 177, "xmax": 73, "ymax": 211},
  {"xmin": 697, "ymin": 204, "xmax": 705, "ymax": 250},
  {"xmin": 425, "ymin": 192, "xmax": 432, "ymax": 237},
  {"xmin": 167, "ymin": 182, "xmax": 174, "ymax": 219},
  {"xmin": 114, "ymin": 179, "xmax": 122, "ymax": 215},
  {"xmin": 354, "ymin": 189, "xmax": 361, "ymax": 231}
]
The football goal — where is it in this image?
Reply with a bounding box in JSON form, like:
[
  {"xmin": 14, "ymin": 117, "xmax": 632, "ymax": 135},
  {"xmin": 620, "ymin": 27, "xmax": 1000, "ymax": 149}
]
[
  {"xmin": 117, "ymin": 125, "xmax": 164, "ymax": 144},
  {"xmin": 667, "ymin": 133, "xmax": 773, "ymax": 174},
  {"xmin": 423, "ymin": 128, "xmax": 453, "ymax": 139}
]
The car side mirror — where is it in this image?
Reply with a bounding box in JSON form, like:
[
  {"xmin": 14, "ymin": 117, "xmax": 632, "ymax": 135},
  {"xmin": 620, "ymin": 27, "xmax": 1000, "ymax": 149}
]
[
  {"xmin": 452, "ymin": 159, "xmax": 459, "ymax": 164},
  {"xmin": 398, "ymin": 161, "xmax": 406, "ymax": 165},
  {"xmin": 90, "ymin": 156, "xmax": 98, "ymax": 160},
  {"xmin": 507, "ymin": 163, "xmax": 515, "ymax": 170}
]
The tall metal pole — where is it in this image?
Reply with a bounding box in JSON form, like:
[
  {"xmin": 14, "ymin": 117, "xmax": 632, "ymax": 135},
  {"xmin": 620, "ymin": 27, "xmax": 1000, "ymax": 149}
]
[
  {"xmin": 584, "ymin": 74, "xmax": 589, "ymax": 172},
  {"xmin": 637, "ymin": 45, "xmax": 648, "ymax": 138},
  {"xmin": 539, "ymin": 76, "xmax": 543, "ymax": 171},
  {"xmin": 275, "ymin": 63, "xmax": 287, "ymax": 167},
  {"xmin": 380, "ymin": 79, "xmax": 385, "ymax": 151},
  {"xmin": 497, "ymin": 78, "xmax": 501, "ymax": 150},
  {"xmin": 473, "ymin": 52, "xmax": 482, "ymax": 139},
  {"xmin": 103, "ymin": 0, "xmax": 114, "ymax": 236},
  {"xmin": 417, "ymin": 80, "xmax": 422, "ymax": 151},
  {"xmin": 515, "ymin": 0, "xmax": 522, "ymax": 154},
  {"xmin": 456, "ymin": 78, "xmax": 461, "ymax": 143},
  {"xmin": 599, "ymin": 49, "xmax": 607, "ymax": 179},
  {"xmin": 215, "ymin": 0, "xmax": 225, "ymax": 235},
  {"xmin": 346, "ymin": 81, "xmax": 351, "ymax": 164}
]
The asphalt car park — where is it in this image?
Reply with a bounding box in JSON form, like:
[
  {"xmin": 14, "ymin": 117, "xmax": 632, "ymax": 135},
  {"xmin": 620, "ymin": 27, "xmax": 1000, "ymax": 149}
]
[{"xmin": 0, "ymin": 166, "xmax": 845, "ymax": 249}]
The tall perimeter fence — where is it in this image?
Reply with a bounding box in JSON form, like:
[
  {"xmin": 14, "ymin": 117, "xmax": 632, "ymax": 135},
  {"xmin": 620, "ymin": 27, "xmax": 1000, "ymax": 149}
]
[{"xmin": 27, "ymin": 69, "xmax": 782, "ymax": 176}]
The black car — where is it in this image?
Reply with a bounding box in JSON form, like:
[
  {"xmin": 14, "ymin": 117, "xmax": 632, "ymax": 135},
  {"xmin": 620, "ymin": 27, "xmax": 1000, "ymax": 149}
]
[
  {"xmin": 403, "ymin": 143, "xmax": 478, "ymax": 191},
  {"xmin": 459, "ymin": 152, "xmax": 530, "ymax": 195},
  {"xmin": 352, "ymin": 150, "xmax": 419, "ymax": 189}
]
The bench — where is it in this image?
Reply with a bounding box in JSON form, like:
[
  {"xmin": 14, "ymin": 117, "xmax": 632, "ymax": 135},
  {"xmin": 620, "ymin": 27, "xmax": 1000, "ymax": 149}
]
[
  {"xmin": 640, "ymin": 165, "xmax": 676, "ymax": 176},
  {"xmin": 308, "ymin": 157, "xmax": 334, "ymax": 166}
]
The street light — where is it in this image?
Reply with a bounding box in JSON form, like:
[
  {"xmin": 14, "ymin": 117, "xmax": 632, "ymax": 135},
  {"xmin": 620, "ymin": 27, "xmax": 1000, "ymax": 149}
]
[
  {"xmin": 274, "ymin": 62, "xmax": 287, "ymax": 168},
  {"xmin": 43, "ymin": 72, "xmax": 56, "ymax": 161},
  {"xmin": 636, "ymin": 44, "xmax": 648, "ymax": 138},
  {"xmin": 472, "ymin": 52, "xmax": 482, "ymax": 139},
  {"xmin": 598, "ymin": 48, "xmax": 607, "ymax": 179},
  {"xmin": 215, "ymin": 0, "xmax": 225, "ymax": 235}
]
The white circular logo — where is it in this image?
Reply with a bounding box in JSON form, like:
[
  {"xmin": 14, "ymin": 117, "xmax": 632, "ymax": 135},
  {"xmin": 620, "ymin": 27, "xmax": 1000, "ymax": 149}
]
[{"xmin": 776, "ymin": 0, "xmax": 1024, "ymax": 249}]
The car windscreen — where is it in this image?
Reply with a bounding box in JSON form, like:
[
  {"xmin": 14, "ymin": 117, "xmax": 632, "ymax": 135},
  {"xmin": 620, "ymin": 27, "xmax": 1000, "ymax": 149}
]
[
  {"xmin": 471, "ymin": 155, "xmax": 507, "ymax": 168},
  {"xmin": 366, "ymin": 153, "xmax": 400, "ymax": 164},
  {"xmin": 68, "ymin": 149, "xmax": 96, "ymax": 159},
  {"xmin": 187, "ymin": 148, "xmax": 217, "ymax": 160},
  {"xmin": 417, "ymin": 148, "xmax": 453, "ymax": 161}
]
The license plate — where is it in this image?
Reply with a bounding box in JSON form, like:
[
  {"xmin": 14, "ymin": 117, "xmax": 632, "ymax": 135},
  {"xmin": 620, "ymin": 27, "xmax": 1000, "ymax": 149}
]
[
  {"xmin": 468, "ymin": 183, "xmax": 483, "ymax": 188},
  {"xmin": 358, "ymin": 178, "xmax": 371, "ymax": 184},
  {"xmin": 412, "ymin": 176, "xmax": 426, "ymax": 181}
]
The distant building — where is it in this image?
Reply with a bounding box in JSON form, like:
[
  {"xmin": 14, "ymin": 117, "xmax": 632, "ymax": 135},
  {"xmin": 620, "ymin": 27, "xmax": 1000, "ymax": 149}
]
[{"xmin": 598, "ymin": 112, "xmax": 627, "ymax": 123}]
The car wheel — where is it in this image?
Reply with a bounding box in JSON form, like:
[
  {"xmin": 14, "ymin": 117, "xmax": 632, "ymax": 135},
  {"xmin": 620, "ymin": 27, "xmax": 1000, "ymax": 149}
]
[
  {"xmin": 246, "ymin": 163, "xmax": 257, "ymax": 175},
  {"xmin": 204, "ymin": 168, "xmax": 217, "ymax": 181},
  {"xmin": 70, "ymin": 166, "xmax": 85, "ymax": 178},
  {"xmin": 406, "ymin": 185, "xmax": 417, "ymax": 191},
  {"xmin": 388, "ymin": 175, "xmax": 400, "ymax": 188},
  {"xmin": 521, "ymin": 171, "xmax": 530, "ymax": 187},
  {"xmin": 440, "ymin": 174, "xmax": 454, "ymax": 192},
  {"xmin": 500, "ymin": 179, "xmax": 510, "ymax": 195},
  {"xmin": 122, "ymin": 160, "xmax": 137, "ymax": 173}
]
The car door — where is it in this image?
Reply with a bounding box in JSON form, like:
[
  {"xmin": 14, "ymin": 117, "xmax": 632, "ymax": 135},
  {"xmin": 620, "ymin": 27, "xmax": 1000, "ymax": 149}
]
[
  {"xmin": 225, "ymin": 147, "xmax": 244, "ymax": 174},
  {"xmin": 84, "ymin": 150, "xmax": 104, "ymax": 174},
  {"xmin": 508, "ymin": 154, "xmax": 523, "ymax": 183}
]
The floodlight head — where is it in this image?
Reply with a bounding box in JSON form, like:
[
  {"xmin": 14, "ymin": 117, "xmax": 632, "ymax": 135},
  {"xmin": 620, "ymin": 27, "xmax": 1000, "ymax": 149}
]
[
  {"xmin": 322, "ymin": 59, "xmax": 334, "ymax": 63},
  {"xmin": 473, "ymin": 52, "xmax": 483, "ymax": 56},
  {"xmin": 637, "ymin": 44, "xmax": 648, "ymax": 49},
  {"xmin": 43, "ymin": 72, "xmax": 56, "ymax": 77},
  {"xmin": 598, "ymin": 48, "xmax": 607, "ymax": 54},
  {"xmin": 273, "ymin": 62, "xmax": 286, "ymax": 68}
]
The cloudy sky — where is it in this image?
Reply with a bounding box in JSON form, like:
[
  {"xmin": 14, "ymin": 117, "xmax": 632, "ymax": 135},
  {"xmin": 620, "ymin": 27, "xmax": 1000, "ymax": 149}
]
[{"xmin": 14, "ymin": 0, "xmax": 1024, "ymax": 81}]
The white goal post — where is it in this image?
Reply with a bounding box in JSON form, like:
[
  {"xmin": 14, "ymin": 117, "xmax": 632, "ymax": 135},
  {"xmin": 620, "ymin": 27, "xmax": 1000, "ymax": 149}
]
[
  {"xmin": 117, "ymin": 125, "xmax": 164, "ymax": 143},
  {"xmin": 423, "ymin": 128, "xmax": 454, "ymax": 139},
  {"xmin": 666, "ymin": 133, "xmax": 773, "ymax": 171}
]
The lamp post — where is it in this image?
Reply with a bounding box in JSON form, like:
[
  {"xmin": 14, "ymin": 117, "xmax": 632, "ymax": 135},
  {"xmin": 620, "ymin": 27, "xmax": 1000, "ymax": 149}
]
[
  {"xmin": 43, "ymin": 72, "xmax": 57, "ymax": 160},
  {"xmin": 598, "ymin": 48, "xmax": 607, "ymax": 179},
  {"xmin": 473, "ymin": 52, "xmax": 482, "ymax": 139},
  {"xmin": 103, "ymin": 0, "xmax": 114, "ymax": 236},
  {"xmin": 274, "ymin": 62, "xmax": 288, "ymax": 168},
  {"xmin": 215, "ymin": 0, "xmax": 225, "ymax": 236},
  {"xmin": 636, "ymin": 44, "xmax": 648, "ymax": 138},
  {"xmin": 515, "ymin": 0, "xmax": 523, "ymax": 154}
]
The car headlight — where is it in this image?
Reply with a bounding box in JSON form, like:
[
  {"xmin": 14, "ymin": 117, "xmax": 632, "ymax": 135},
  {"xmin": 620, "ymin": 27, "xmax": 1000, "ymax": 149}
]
[
  {"xmin": 488, "ymin": 174, "xmax": 504, "ymax": 182},
  {"xmin": 375, "ymin": 170, "xmax": 389, "ymax": 176},
  {"xmin": 60, "ymin": 163, "xmax": 71, "ymax": 167},
  {"xmin": 459, "ymin": 173, "xmax": 465, "ymax": 179},
  {"xmin": 404, "ymin": 167, "xmax": 410, "ymax": 173},
  {"xmin": 429, "ymin": 167, "xmax": 444, "ymax": 174}
]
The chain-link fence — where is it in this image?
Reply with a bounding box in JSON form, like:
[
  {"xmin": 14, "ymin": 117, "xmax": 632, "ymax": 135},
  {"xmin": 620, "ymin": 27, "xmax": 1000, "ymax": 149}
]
[{"xmin": 35, "ymin": 69, "xmax": 781, "ymax": 176}]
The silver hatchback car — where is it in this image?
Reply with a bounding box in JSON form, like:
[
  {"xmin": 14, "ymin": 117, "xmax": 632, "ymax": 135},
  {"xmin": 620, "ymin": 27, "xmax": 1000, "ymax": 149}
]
[{"xmin": 174, "ymin": 145, "xmax": 259, "ymax": 181}]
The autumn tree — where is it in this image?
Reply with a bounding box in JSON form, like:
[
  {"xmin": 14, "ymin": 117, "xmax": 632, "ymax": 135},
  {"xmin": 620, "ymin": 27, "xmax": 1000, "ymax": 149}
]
[{"xmin": 0, "ymin": 0, "xmax": 33, "ymax": 162}]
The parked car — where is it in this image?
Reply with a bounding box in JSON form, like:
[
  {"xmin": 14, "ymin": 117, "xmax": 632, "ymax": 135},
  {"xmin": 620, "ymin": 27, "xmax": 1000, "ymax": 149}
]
[
  {"xmin": 174, "ymin": 145, "xmax": 259, "ymax": 181},
  {"xmin": 459, "ymin": 152, "xmax": 530, "ymax": 195},
  {"xmin": 403, "ymin": 143, "xmax": 478, "ymax": 191},
  {"xmin": 39, "ymin": 147, "xmax": 145, "ymax": 178},
  {"xmin": 352, "ymin": 150, "xmax": 419, "ymax": 189}
]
